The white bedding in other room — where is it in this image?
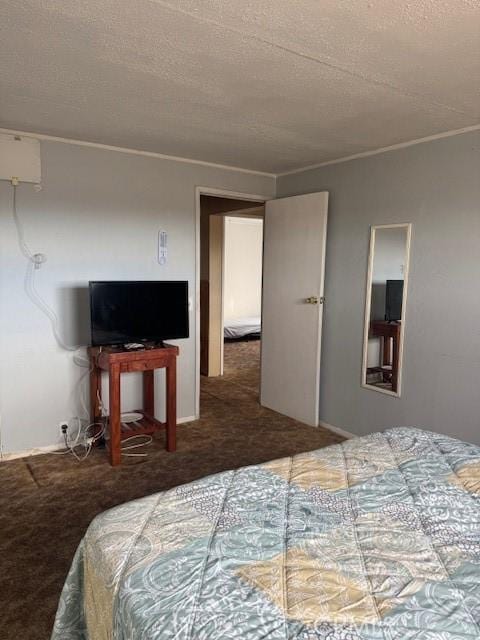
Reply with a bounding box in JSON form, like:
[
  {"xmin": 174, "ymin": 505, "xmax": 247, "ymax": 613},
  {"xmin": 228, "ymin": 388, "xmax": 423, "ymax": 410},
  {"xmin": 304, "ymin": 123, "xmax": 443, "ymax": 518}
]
[{"xmin": 224, "ymin": 316, "xmax": 261, "ymax": 339}]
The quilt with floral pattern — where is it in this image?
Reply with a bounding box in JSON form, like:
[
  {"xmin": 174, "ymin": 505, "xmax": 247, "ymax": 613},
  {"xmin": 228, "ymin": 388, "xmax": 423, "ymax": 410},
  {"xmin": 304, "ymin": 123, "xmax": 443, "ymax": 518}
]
[{"xmin": 52, "ymin": 427, "xmax": 480, "ymax": 639}]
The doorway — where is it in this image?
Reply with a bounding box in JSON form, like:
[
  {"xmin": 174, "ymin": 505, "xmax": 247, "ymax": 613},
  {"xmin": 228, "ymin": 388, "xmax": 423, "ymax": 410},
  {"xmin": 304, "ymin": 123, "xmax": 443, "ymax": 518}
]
[
  {"xmin": 196, "ymin": 188, "xmax": 329, "ymax": 427},
  {"xmin": 199, "ymin": 193, "xmax": 265, "ymax": 416}
]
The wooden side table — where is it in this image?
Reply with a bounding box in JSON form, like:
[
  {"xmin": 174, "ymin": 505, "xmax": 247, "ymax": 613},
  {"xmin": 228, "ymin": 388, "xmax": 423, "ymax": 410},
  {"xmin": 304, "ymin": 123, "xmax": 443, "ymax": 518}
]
[
  {"xmin": 88, "ymin": 344, "xmax": 179, "ymax": 466},
  {"xmin": 368, "ymin": 321, "xmax": 401, "ymax": 392}
]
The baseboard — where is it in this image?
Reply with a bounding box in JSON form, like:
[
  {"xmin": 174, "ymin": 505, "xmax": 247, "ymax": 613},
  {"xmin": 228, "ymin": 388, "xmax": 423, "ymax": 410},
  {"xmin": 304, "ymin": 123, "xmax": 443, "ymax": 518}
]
[
  {"xmin": 1, "ymin": 415, "xmax": 199, "ymax": 462},
  {"xmin": 319, "ymin": 421, "xmax": 355, "ymax": 439},
  {"xmin": 1, "ymin": 442, "xmax": 65, "ymax": 461}
]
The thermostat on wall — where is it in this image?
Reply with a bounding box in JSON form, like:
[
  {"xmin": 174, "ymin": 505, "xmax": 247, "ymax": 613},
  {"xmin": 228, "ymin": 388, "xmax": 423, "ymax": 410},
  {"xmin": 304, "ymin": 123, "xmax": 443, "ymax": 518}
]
[{"xmin": 0, "ymin": 134, "xmax": 41, "ymax": 184}]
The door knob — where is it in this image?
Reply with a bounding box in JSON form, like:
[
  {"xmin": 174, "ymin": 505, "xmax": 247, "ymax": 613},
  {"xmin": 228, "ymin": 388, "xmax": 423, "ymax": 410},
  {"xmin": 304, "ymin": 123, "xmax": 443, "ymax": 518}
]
[{"xmin": 305, "ymin": 296, "xmax": 319, "ymax": 304}]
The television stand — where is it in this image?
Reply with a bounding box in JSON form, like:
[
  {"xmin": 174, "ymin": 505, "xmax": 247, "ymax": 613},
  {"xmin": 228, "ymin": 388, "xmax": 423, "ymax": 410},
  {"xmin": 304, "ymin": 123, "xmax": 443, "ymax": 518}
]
[{"xmin": 88, "ymin": 344, "xmax": 179, "ymax": 466}]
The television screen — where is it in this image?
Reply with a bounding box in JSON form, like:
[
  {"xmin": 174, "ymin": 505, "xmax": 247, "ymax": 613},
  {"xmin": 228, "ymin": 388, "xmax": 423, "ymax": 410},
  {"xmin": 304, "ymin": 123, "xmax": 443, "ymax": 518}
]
[
  {"xmin": 385, "ymin": 279, "xmax": 404, "ymax": 322},
  {"xmin": 89, "ymin": 281, "xmax": 189, "ymax": 346}
]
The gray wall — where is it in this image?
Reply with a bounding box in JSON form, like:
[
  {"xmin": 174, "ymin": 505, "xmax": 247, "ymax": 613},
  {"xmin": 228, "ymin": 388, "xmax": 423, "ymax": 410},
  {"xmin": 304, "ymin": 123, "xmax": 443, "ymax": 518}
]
[
  {"xmin": 0, "ymin": 140, "xmax": 274, "ymax": 453},
  {"xmin": 277, "ymin": 130, "xmax": 480, "ymax": 444}
]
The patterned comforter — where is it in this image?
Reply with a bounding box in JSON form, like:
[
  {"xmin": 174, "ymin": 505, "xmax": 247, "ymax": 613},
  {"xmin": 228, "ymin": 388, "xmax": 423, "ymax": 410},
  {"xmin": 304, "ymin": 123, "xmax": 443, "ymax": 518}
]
[{"xmin": 52, "ymin": 427, "xmax": 480, "ymax": 640}]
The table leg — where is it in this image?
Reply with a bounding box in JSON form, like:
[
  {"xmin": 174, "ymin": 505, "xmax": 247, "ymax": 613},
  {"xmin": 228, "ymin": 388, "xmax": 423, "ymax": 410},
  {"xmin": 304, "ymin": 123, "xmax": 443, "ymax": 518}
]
[
  {"xmin": 143, "ymin": 369, "xmax": 154, "ymax": 418},
  {"xmin": 166, "ymin": 358, "xmax": 177, "ymax": 452},
  {"xmin": 381, "ymin": 336, "xmax": 391, "ymax": 383},
  {"xmin": 383, "ymin": 336, "xmax": 391, "ymax": 366},
  {"xmin": 89, "ymin": 354, "xmax": 101, "ymax": 424},
  {"xmin": 392, "ymin": 335, "xmax": 400, "ymax": 393},
  {"xmin": 109, "ymin": 363, "xmax": 121, "ymax": 466}
]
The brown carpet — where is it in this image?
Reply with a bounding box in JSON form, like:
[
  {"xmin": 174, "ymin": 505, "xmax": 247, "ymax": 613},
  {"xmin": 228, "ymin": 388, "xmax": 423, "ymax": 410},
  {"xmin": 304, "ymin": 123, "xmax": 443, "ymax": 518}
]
[{"xmin": 0, "ymin": 340, "xmax": 343, "ymax": 640}]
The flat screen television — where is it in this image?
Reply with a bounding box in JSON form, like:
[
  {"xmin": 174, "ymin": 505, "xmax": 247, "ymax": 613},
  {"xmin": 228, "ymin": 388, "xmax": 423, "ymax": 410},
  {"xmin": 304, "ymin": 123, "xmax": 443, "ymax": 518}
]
[
  {"xmin": 385, "ymin": 279, "xmax": 404, "ymax": 322},
  {"xmin": 89, "ymin": 281, "xmax": 189, "ymax": 346}
]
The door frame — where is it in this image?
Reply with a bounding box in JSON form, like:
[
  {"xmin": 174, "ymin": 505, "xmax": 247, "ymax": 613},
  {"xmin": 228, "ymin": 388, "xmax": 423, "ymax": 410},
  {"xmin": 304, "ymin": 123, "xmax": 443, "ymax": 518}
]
[{"xmin": 195, "ymin": 186, "xmax": 267, "ymax": 418}]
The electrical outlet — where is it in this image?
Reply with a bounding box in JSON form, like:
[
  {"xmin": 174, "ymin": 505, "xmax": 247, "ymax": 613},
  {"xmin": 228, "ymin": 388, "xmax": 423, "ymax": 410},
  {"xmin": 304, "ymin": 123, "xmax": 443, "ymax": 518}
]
[{"xmin": 59, "ymin": 421, "xmax": 69, "ymax": 434}]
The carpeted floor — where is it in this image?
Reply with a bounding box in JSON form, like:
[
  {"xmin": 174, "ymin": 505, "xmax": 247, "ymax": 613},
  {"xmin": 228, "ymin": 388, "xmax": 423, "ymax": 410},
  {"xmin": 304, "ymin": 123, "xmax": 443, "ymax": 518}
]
[{"xmin": 0, "ymin": 340, "xmax": 343, "ymax": 640}]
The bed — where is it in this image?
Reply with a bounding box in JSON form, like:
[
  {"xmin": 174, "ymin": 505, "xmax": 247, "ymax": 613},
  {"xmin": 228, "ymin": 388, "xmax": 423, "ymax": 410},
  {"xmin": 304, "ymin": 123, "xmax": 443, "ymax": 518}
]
[
  {"xmin": 224, "ymin": 315, "xmax": 261, "ymax": 339},
  {"xmin": 52, "ymin": 427, "xmax": 480, "ymax": 639}
]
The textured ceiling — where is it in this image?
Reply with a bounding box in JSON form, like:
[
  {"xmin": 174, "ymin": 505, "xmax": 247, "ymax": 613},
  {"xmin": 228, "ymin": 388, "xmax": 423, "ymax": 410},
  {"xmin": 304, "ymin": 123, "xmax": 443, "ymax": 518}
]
[{"xmin": 1, "ymin": 1, "xmax": 479, "ymax": 173}]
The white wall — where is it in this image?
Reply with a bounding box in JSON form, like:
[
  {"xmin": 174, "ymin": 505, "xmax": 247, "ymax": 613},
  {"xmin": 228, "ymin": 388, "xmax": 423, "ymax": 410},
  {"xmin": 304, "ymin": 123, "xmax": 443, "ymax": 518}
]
[
  {"xmin": 0, "ymin": 139, "xmax": 274, "ymax": 454},
  {"xmin": 223, "ymin": 217, "xmax": 263, "ymax": 323}
]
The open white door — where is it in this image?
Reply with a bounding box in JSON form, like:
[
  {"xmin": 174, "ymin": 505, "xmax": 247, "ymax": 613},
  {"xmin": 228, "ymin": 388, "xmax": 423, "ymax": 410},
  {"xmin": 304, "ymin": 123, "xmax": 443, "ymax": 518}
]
[{"xmin": 260, "ymin": 192, "xmax": 328, "ymax": 426}]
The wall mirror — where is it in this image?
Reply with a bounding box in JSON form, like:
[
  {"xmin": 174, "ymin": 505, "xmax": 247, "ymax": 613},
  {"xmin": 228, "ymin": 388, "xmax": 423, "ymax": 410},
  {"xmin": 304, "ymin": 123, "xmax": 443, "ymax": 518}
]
[{"xmin": 362, "ymin": 223, "xmax": 412, "ymax": 396}]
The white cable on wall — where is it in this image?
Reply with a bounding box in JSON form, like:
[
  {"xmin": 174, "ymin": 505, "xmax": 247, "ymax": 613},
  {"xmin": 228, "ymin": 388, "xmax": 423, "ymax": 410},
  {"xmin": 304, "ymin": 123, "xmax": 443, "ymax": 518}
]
[
  {"xmin": 12, "ymin": 182, "xmax": 36, "ymax": 262},
  {"xmin": 12, "ymin": 183, "xmax": 79, "ymax": 352}
]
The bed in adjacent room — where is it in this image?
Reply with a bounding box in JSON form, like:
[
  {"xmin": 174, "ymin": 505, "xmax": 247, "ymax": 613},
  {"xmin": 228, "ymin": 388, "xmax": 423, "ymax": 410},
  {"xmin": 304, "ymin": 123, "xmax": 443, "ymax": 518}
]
[
  {"xmin": 52, "ymin": 427, "xmax": 480, "ymax": 639},
  {"xmin": 224, "ymin": 315, "xmax": 261, "ymax": 340}
]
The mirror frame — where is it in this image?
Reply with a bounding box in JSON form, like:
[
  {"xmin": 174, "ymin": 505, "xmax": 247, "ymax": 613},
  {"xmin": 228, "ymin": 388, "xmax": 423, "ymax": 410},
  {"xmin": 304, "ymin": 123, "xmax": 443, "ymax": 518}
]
[{"xmin": 361, "ymin": 223, "xmax": 412, "ymax": 397}]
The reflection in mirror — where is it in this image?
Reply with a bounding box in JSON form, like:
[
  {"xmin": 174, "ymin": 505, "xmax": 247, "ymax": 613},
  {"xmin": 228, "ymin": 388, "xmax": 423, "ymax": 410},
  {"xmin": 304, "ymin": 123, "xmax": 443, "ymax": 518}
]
[{"xmin": 362, "ymin": 224, "xmax": 411, "ymax": 396}]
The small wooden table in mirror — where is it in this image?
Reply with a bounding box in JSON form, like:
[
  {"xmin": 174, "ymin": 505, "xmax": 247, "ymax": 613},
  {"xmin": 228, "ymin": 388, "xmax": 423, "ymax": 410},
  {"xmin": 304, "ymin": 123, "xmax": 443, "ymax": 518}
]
[{"xmin": 362, "ymin": 224, "xmax": 412, "ymax": 396}]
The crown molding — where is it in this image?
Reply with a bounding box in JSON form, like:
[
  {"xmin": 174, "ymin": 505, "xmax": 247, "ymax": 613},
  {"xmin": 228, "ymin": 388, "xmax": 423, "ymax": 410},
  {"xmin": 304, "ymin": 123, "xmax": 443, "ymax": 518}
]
[
  {"xmin": 0, "ymin": 127, "xmax": 276, "ymax": 178},
  {"xmin": 277, "ymin": 123, "xmax": 480, "ymax": 177},
  {"xmin": 2, "ymin": 123, "xmax": 479, "ymax": 180}
]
